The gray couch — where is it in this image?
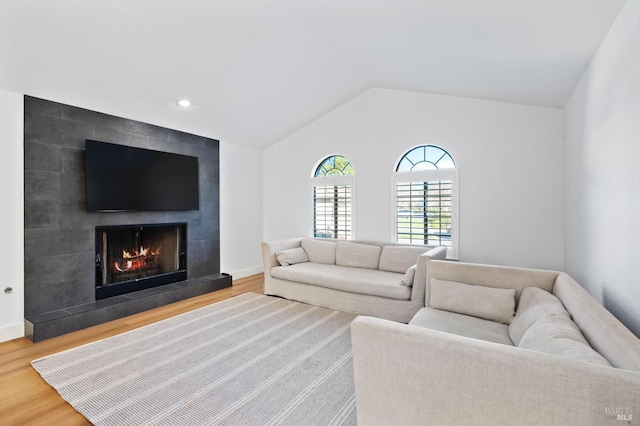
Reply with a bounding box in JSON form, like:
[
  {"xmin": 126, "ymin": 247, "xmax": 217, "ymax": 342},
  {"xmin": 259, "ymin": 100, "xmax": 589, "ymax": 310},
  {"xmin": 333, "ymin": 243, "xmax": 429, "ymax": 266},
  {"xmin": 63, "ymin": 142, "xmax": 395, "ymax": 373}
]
[
  {"xmin": 352, "ymin": 260, "xmax": 640, "ymax": 425},
  {"xmin": 261, "ymin": 238, "xmax": 447, "ymax": 323}
]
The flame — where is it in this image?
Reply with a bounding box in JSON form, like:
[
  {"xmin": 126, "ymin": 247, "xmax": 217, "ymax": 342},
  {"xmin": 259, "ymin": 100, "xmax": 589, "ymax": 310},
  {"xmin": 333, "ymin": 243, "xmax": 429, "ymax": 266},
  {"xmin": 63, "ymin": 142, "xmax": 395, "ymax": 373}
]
[
  {"xmin": 114, "ymin": 246, "xmax": 161, "ymax": 272},
  {"xmin": 114, "ymin": 260, "xmax": 133, "ymax": 272},
  {"xmin": 122, "ymin": 246, "xmax": 159, "ymax": 259}
]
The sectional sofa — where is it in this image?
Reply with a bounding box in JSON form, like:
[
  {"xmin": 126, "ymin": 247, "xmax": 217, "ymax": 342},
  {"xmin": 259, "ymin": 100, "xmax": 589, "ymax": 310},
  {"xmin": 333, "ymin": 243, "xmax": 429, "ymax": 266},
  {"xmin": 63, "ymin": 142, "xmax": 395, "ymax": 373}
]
[
  {"xmin": 261, "ymin": 238, "xmax": 447, "ymax": 323},
  {"xmin": 351, "ymin": 260, "xmax": 640, "ymax": 425}
]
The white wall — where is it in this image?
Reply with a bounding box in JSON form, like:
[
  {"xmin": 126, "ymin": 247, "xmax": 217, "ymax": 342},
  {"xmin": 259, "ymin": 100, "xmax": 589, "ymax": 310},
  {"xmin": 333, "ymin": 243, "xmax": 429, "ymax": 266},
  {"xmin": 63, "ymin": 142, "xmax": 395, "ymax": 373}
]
[
  {"xmin": 220, "ymin": 141, "xmax": 264, "ymax": 278},
  {"xmin": 264, "ymin": 88, "xmax": 564, "ymax": 270},
  {"xmin": 0, "ymin": 89, "xmax": 24, "ymax": 342},
  {"xmin": 564, "ymin": 0, "xmax": 640, "ymax": 336}
]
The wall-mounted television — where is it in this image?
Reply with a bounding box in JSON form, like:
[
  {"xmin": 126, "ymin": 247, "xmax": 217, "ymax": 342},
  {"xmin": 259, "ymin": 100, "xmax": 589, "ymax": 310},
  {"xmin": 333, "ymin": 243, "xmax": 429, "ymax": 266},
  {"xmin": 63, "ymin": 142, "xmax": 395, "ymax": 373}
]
[{"xmin": 86, "ymin": 140, "xmax": 199, "ymax": 212}]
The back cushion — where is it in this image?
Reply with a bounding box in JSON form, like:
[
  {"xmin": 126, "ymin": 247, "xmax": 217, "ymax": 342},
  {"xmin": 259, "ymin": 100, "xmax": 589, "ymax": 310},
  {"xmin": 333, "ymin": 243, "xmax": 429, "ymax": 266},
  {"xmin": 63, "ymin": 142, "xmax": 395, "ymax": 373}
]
[
  {"xmin": 301, "ymin": 239, "xmax": 336, "ymax": 265},
  {"xmin": 336, "ymin": 242, "xmax": 382, "ymax": 270},
  {"xmin": 509, "ymin": 287, "xmax": 569, "ymax": 345},
  {"xmin": 378, "ymin": 246, "xmax": 430, "ymax": 273},
  {"xmin": 518, "ymin": 314, "xmax": 611, "ymax": 367},
  {"xmin": 553, "ymin": 273, "xmax": 640, "ymax": 371},
  {"xmin": 275, "ymin": 247, "xmax": 309, "ymax": 266},
  {"xmin": 429, "ymin": 279, "xmax": 516, "ymax": 324},
  {"xmin": 399, "ymin": 264, "xmax": 417, "ymax": 287}
]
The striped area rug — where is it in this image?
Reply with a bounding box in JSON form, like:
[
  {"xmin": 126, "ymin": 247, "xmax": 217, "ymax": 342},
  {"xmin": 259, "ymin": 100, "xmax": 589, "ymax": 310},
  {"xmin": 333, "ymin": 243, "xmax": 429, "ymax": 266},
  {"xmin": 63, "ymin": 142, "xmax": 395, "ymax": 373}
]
[{"xmin": 32, "ymin": 293, "xmax": 358, "ymax": 425}]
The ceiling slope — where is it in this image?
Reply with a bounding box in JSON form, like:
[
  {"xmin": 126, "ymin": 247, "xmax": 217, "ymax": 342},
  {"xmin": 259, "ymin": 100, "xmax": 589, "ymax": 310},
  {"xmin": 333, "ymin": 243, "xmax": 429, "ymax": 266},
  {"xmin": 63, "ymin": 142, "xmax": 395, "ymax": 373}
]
[{"xmin": 0, "ymin": 0, "xmax": 627, "ymax": 149}]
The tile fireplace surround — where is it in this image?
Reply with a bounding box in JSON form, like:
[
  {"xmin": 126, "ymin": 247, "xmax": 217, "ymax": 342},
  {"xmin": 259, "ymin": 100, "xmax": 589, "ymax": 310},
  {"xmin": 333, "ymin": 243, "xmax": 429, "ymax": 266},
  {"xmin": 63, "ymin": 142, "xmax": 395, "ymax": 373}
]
[{"xmin": 23, "ymin": 96, "xmax": 230, "ymax": 342}]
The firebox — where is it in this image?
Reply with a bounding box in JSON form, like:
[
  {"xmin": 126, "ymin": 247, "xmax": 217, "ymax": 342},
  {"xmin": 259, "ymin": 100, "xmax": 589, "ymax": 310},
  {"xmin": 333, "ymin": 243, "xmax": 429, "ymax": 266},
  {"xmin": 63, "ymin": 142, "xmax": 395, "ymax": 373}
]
[{"xmin": 95, "ymin": 223, "xmax": 187, "ymax": 300}]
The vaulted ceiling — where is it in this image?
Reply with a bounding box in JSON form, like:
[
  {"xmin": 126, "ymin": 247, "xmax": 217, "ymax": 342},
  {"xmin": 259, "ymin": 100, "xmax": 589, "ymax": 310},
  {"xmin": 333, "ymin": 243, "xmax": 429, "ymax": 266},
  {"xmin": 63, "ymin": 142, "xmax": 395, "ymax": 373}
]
[{"xmin": 0, "ymin": 0, "xmax": 628, "ymax": 149}]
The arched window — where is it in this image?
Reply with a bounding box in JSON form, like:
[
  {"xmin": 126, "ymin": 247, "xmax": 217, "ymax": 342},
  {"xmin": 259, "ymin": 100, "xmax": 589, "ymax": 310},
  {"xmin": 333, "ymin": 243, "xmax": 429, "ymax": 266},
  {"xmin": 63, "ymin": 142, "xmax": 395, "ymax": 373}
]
[
  {"xmin": 395, "ymin": 145, "xmax": 458, "ymax": 258},
  {"xmin": 314, "ymin": 155, "xmax": 355, "ymax": 177},
  {"xmin": 396, "ymin": 145, "xmax": 455, "ymax": 171},
  {"xmin": 311, "ymin": 155, "xmax": 355, "ymax": 239}
]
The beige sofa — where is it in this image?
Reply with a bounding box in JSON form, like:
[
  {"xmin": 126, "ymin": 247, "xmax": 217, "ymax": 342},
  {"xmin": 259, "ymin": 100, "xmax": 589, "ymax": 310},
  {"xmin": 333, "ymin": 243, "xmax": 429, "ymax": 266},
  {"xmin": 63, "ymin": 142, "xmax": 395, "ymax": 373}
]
[
  {"xmin": 352, "ymin": 260, "xmax": 640, "ymax": 425},
  {"xmin": 261, "ymin": 238, "xmax": 447, "ymax": 323}
]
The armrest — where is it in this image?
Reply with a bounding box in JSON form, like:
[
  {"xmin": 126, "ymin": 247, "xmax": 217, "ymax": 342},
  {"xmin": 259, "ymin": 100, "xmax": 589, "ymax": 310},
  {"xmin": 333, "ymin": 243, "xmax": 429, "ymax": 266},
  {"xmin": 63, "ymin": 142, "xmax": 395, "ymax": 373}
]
[
  {"xmin": 409, "ymin": 246, "xmax": 447, "ymax": 303},
  {"xmin": 351, "ymin": 316, "xmax": 640, "ymax": 426},
  {"xmin": 261, "ymin": 238, "xmax": 303, "ymax": 275}
]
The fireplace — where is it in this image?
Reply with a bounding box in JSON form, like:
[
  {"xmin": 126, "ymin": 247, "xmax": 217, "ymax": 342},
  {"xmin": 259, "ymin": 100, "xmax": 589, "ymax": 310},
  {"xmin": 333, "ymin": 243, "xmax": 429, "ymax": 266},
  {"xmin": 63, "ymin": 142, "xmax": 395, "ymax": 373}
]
[{"xmin": 95, "ymin": 223, "xmax": 187, "ymax": 300}]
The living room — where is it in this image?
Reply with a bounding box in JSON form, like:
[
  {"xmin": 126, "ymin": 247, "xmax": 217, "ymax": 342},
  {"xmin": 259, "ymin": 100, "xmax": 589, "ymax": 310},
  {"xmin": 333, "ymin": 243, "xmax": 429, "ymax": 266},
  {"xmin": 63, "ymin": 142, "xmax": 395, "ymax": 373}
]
[{"xmin": 1, "ymin": 0, "xmax": 639, "ymax": 424}]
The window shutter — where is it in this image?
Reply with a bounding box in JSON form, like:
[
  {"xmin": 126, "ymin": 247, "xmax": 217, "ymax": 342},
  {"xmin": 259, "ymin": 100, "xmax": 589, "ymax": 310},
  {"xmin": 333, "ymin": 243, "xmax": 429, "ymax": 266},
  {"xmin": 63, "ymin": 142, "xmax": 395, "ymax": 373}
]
[
  {"xmin": 396, "ymin": 179, "xmax": 452, "ymax": 247},
  {"xmin": 313, "ymin": 184, "xmax": 352, "ymax": 239}
]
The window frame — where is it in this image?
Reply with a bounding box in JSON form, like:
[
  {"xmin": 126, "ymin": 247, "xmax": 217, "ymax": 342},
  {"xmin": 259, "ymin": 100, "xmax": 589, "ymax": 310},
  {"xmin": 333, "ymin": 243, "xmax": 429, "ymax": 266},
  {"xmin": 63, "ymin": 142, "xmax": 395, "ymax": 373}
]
[
  {"xmin": 309, "ymin": 156, "xmax": 356, "ymax": 240},
  {"xmin": 392, "ymin": 148, "xmax": 459, "ymax": 259}
]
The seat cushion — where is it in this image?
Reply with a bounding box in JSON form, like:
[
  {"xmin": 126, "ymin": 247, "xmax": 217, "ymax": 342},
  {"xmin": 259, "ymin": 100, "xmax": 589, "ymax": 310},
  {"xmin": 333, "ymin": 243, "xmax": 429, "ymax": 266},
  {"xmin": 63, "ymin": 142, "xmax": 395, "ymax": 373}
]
[
  {"xmin": 270, "ymin": 262, "xmax": 410, "ymax": 300},
  {"xmin": 410, "ymin": 307, "xmax": 514, "ymax": 346}
]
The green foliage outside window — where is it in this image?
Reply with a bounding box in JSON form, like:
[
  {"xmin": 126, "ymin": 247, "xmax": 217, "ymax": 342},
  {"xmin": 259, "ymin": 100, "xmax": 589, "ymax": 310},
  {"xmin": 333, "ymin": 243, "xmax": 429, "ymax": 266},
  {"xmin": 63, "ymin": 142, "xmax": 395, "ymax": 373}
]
[{"xmin": 315, "ymin": 155, "xmax": 354, "ymax": 177}]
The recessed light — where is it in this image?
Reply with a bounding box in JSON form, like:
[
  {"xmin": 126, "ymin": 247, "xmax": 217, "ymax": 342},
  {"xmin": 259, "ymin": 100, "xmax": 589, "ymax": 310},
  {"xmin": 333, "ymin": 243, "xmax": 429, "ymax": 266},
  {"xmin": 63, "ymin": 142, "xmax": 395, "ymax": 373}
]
[{"xmin": 177, "ymin": 99, "xmax": 191, "ymax": 107}]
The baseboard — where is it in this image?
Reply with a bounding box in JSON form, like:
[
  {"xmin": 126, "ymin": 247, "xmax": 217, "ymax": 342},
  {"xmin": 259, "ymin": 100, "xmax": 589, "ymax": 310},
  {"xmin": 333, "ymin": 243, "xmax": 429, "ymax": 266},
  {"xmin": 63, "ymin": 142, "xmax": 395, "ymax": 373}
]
[
  {"xmin": 0, "ymin": 322, "xmax": 25, "ymax": 343},
  {"xmin": 229, "ymin": 265, "xmax": 263, "ymax": 280}
]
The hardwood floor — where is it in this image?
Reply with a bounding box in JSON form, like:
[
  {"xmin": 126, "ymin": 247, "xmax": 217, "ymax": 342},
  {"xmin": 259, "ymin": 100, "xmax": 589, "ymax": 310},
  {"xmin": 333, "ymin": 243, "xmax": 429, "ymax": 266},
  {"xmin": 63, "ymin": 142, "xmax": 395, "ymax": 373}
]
[{"xmin": 0, "ymin": 274, "xmax": 264, "ymax": 425}]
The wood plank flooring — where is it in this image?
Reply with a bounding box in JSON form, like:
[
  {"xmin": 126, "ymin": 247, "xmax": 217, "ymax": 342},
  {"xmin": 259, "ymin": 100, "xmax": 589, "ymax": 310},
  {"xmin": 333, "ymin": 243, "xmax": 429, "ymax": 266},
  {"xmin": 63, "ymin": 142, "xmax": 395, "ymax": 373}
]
[{"xmin": 0, "ymin": 274, "xmax": 264, "ymax": 425}]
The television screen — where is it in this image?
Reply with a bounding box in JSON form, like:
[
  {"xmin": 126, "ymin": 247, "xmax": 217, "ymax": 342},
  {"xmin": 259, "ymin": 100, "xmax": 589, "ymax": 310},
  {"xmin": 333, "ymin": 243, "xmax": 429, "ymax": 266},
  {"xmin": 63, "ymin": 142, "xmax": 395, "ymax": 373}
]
[{"xmin": 86, "ymin": 140, "xmax": 199, "ymax": 212}]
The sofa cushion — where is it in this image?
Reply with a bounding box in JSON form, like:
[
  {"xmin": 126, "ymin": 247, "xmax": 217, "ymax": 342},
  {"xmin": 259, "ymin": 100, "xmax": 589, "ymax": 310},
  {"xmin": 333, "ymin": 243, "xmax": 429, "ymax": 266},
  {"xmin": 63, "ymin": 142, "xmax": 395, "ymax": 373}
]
[
  {"xmin": 509, "ymin": 287, "xmax": 569, "ymax": 345},
  {"xmin": 410, "ymin": 307, "xmax": 514, "ymax": 346},
  {"xmin": 270, "ymin": 262, "xmax": 411, "ymax": 300},
  {"xmin": 378, "ymin": 245, "xmax": 430, "ymax": 273},
  {"xmin": 275, "ymin": 247, "xmax": 309, "ymax": 266},
  {"xmin": 552, "ymin": 273, "xmax": 640, "ymax": 371},
  {"xmin": 400, "ymin": 264, "xmax": 416, "ymax": 287},
  {"xmin": 518, "ymin": 314, "xmax": 612, "ymax": 367},
  {"xmin": 429, "ymin": 279, "xmax": 516, "ymax": 324},
  {"xmin": 336, "ymin": 241, "xmax": 382, "ymax": 270},
  {"xmin": 301, "ymin": 239, "xmax": 336, "ymax": 265}
]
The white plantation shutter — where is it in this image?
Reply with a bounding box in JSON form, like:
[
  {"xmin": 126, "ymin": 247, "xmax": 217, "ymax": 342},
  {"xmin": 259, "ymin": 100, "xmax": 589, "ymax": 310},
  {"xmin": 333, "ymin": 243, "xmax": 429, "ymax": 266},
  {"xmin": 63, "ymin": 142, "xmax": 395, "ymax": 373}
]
[
  {"xmin": 396, "ymin": 179, "xmax": 452, "ymax": 247},
  {"xmin": 312, "ymin": 183, "xmax": 352, "ymax": 239}
]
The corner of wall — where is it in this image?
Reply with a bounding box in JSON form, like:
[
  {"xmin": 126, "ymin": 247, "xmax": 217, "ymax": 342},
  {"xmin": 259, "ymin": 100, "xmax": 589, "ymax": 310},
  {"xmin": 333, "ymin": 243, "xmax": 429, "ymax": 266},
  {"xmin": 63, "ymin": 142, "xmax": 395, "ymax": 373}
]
[{"xmin": 0, "ymin": 89, "xmax": 25, "ymax": 342}]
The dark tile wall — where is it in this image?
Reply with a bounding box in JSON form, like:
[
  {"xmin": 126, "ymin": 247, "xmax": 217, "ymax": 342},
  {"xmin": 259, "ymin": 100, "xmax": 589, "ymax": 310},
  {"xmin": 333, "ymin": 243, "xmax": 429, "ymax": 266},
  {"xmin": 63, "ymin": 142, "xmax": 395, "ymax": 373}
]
[{"xmin": 24, "ymin": 96, "xmax": 221, "ymax": 317}]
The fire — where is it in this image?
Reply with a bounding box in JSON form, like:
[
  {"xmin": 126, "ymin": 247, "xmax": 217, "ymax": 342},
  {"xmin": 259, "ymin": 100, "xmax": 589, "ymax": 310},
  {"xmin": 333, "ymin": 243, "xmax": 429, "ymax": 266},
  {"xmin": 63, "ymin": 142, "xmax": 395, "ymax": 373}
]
[{"xmin": 114, "ymin": 246, "xmax": 161, "ymax": 272}]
